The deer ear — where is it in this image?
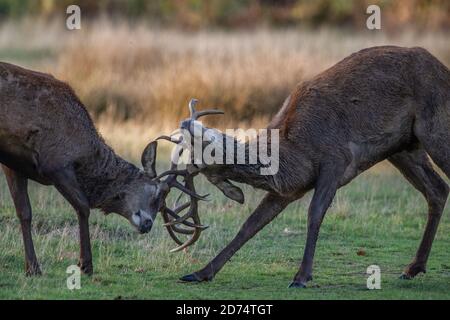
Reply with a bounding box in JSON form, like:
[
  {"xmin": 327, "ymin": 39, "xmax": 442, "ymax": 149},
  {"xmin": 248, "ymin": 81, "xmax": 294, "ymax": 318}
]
[
  {"xmin": 207, "ymin": 176, "xmax": 245, "ymax": 204},
  {"xmin": 219, "ymin": 180, "xmax": 245, "ymax": 204},
  {"xmin": 141, "ymin": 141, "xmax": 157, "ymax": 178}
]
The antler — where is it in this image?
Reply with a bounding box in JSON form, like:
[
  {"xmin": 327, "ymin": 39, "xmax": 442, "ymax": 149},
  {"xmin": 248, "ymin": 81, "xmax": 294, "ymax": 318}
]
[
  {"xmin": 161, "ymin": 174, "xmax": 209, "ymax": 252},
  {"xmin": 151, "ymin": 99, "xmax": 224, "ymax": 252},
  {"xmin": 158, "ymin": 150, "xmax": 207, "ymax": 252},
  {"xmin": 188, "ymin": 99, "xmax": 224, "ymax": 121}
]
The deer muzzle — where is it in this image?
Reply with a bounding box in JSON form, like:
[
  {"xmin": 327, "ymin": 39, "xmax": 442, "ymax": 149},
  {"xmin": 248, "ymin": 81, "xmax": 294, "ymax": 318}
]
[{"xmin": 132, "ymin": 210, "xmax": 154, "ymax": 234}]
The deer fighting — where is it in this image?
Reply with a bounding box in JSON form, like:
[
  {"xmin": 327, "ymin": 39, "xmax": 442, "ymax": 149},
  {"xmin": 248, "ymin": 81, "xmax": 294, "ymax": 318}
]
[{"xmin": 1, "ymin": 45, "xmax": 449, "ymax": 289}]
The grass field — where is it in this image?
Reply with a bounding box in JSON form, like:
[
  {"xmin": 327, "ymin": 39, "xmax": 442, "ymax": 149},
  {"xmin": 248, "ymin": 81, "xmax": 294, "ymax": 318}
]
[
  {"xmin": 1, "ymin": 162, "xmax": 450, "ymax": 300},
  {"xmin": 0, "ymin": 20, "xmax": 449, "ymax": 300}
]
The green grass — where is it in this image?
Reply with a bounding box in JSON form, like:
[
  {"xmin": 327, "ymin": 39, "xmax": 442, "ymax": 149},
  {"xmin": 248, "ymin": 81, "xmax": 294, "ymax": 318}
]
[
  {"xmin": 0, "ymin": 48, "xmax": 56, "ymax": 66},
  {"xmin": 1, "ymin": 165, "xmax": 450, "ymax": 300}
]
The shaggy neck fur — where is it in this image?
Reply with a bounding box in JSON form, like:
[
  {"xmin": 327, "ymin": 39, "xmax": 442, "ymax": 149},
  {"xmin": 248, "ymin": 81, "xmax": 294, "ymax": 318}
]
[
  {"xmin": 195, "ymin": 127, "xmax": 313, "ymax": 194},
  {"xmin": 73, "ymin": 142, "xmax": 143, "ymax": 210},
  {"xmin": 199, "ymin": 131, "xmax": 309, "ymax": 195}
]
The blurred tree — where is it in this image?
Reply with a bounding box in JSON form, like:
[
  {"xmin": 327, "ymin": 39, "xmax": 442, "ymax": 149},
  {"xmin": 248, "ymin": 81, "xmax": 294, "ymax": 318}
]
[
  {"xmin": 0, "ymin": 0, "xmax": 34, "ymax": 18},
  {"xmin": 0, "ymin": 0, "xmax": 447, "ymax": 30}
]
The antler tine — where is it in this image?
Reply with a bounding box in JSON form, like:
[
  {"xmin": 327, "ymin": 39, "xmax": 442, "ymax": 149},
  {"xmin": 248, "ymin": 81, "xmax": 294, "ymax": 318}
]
[
  {"xmin": 162, "ymin": 206, "xmax": 202, "ymax": 249},
  {"xmin": 163, "ymin": 206, "xmax": 208, "ymax": 229},
  {"xmin": 188, "ymin": 99, "xmax": 198, "ymax": 119},
  {"xmin": 161, "ymin": 210, "xmax": 185, "ymax": 244},
  {"xmin": 169, "ymin": 228, "xmax": 202, "ymax": 252},
  {"xmin": 155, "ymin": 135, "xmax": 182, "ymax": 144},
  {"xmin": 195, "ymin": 109, "xmax": 224, "ymax": 120},
  {"xmin": 153, "ymin": 169, "xmax": 188, "ymax": 181},
  {"xmin": 188, "ymin": 98, "xmax": 224, "ymax": 121},
  {"xmin": 173, "ymin": 201, "xmax": 191, "ymax": 214},
  {"xmin": 169, "ymin": 224, "xmax": 195, "ymax": 235},
  {"xmin": 163, "ymin": 204, "xmax": 208, "ymax": 229},
  {"xmin": 163, "ymin": 209, "xmax": 201, "ymax": 239},
  {"xmin": 169, "ymin": 191, "xmax": 207, "ymax": 228},
  {"xmin": 170, "ymin": 180, "xmax": 209, "ymax": 201},
  {"xmin": 165, "ymin": 219, "xmax": 208, "ymax": 231}
]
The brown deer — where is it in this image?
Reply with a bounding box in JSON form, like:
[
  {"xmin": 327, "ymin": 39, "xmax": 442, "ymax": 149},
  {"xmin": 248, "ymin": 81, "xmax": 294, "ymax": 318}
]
[
  {"xmin": 160, "ymin": 46, "xmax": 450, "ymax": 288},
  {"xmin": 0, "ymin": 61, "xmax": 208, "ymax": 276}
]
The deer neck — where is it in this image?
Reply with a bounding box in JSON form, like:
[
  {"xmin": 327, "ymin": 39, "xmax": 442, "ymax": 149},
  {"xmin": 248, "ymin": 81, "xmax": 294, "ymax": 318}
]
[
  {"xmin": 73, "ymin": 143, "xmax": 142, "ymax": 208},
  {"xmin": 193, "ymin": 131, "xmax": 279, "ymax": 192},
  {"xmin": 191, "ymin": 128, "xmax": 313, "ymax": 195}
]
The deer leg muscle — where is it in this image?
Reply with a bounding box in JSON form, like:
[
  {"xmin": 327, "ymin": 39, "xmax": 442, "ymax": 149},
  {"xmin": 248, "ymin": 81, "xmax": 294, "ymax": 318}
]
[
  {"xmin": 290, "ymin": 165, "xmax": 342, "ymax": 288},
  {"xmin": 389, "ymin": 149, "xmax": 449, "ymax": 279},
  {"xmin": 2, "ymin": 165, "xmax": 41, "ymax": 276},
  {"xmin": 180, "ymin": 193, "xmax": 292, "ymax": 282},
  {"xmin": 51, "ymin": 168, "xmax": 93, "ymax": 275}
]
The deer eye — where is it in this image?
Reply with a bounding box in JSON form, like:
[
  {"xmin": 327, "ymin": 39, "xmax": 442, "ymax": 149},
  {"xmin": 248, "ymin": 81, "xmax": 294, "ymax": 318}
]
[{"xmin": 113, "ymin": 193, "xmax": 125, "ymax": 201}]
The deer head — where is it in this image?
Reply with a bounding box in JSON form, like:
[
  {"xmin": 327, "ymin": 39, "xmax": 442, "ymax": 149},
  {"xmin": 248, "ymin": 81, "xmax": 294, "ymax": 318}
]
[
  {"xmin": 177, "ymin": 99, "xmax": 245, "ymax": 204},
  {"xmin": 145, "ymin": 99, "xmax": 247, "ymax": 251}
]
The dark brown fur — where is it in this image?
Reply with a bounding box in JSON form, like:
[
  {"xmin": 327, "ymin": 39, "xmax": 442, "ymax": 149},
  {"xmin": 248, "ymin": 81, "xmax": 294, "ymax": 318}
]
[
  {"xmin": 180, "ymin": 46, "xmax": 450, "ymax": 287},
  {"xmin": 0, "ymin": 62, "xmax": 163, "ymax": 275}
]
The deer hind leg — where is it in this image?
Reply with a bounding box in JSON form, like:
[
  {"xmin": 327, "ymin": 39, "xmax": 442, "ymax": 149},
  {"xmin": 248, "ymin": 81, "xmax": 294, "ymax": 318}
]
[
  {"xmin": 2, "ymin": 165, "xmax": 41, "ymax": 276},
  {"xmin": 413, "ymin": 97, "xmax": 450, "ymax": 181},
  {"xmin": 389, "ymin": 149, "xmax": 449, "ymax": 279},
  {"xmin": 180, "ymin": 193, "xmax": 292, "ymax": 283}
]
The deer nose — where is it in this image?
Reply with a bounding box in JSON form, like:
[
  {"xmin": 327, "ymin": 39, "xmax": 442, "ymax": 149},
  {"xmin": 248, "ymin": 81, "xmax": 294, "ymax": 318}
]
[
  {"xmin": 133, "ymin": 210, "xmax": 154, "ymax": 234},
  {"xmin": 139, "ymin": 218, "xmax": 153, "ymax": 234}
]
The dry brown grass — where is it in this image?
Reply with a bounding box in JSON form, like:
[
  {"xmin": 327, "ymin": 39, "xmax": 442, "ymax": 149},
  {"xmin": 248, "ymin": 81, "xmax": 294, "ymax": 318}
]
[
  {"xmin": 0, "ymin": 20, "xmax": 449, "ymax": 159},
  {"xmin": 54, "ymin": 22, "xmax": 449, "ymax": 128}
]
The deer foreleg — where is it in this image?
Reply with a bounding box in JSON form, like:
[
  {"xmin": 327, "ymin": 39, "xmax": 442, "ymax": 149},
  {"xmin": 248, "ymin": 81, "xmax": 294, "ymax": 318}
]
[
  {"xmin": 51, "ymin": 168, "xmax": 93, "ymax": 275},
  {"xmin": 3, "ymin": 165, "xmax": 41, "ymax": 276},
  {"xmin": 290, "ymin": 169, "xmax": 339, "ymax": 288},
  {"xmin": 180, "ymin": 193, "xmax": 292, "ymax": 282}
]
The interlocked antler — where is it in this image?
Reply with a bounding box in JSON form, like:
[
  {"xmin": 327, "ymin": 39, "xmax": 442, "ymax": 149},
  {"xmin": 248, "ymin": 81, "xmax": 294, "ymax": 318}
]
[{"xmin": 153, "ymin": 99, "xmax": 224, "ymax": 252}]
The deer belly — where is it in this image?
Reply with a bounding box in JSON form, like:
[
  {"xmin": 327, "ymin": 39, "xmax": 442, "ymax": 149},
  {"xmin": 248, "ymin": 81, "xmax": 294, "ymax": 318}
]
[
  {"xmin": 0, "ymin": 142, "xmax": 51, "ymax": 185},
  {"xmin": 341, "ymin": 137, "xmax": 407, "ymax": 186}
]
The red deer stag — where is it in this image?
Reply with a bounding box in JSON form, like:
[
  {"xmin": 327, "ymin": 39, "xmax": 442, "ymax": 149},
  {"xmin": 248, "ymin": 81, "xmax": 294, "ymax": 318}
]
[
  {"xmin": 0, "ymin": 62, "xmax": 207, "ymax": 276},
  {"xmin": 160, "ymin": 46, "xmax": 450, "ymax": 288}
]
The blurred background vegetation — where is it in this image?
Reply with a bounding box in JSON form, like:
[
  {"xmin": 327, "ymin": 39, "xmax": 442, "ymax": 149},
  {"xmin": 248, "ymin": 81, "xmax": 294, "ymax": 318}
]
[
  {"xmin": 0, "ymin": 0, "xmax": 448, "ymax": 159},
  {"xmin": 0, "ymin": 0, "xmax": 449, "ymax": 30}
]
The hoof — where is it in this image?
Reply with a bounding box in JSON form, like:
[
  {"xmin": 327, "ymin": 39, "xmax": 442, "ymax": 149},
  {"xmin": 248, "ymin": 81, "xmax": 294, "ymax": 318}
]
[
  {"xmin": 288, "ymin": 281, "xmax": 307, "ymax": 289},
  {"xmin": 180, "ymin": 273, "xmax": 202, "ymax": 283},
  {"xmin": 78, "ymin": 263, "xmax": 94, "ymax": 276},
  {"xmin": 399, "ymin": 273, "xmax": 413, "ymax": 280},
  {"xmin": 25, "ymin": 268, "xmax": 42, "ymax": 277},
  {"xmin": 400, "ymin": 264, "xmax": 426, "ymax": 280}
]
